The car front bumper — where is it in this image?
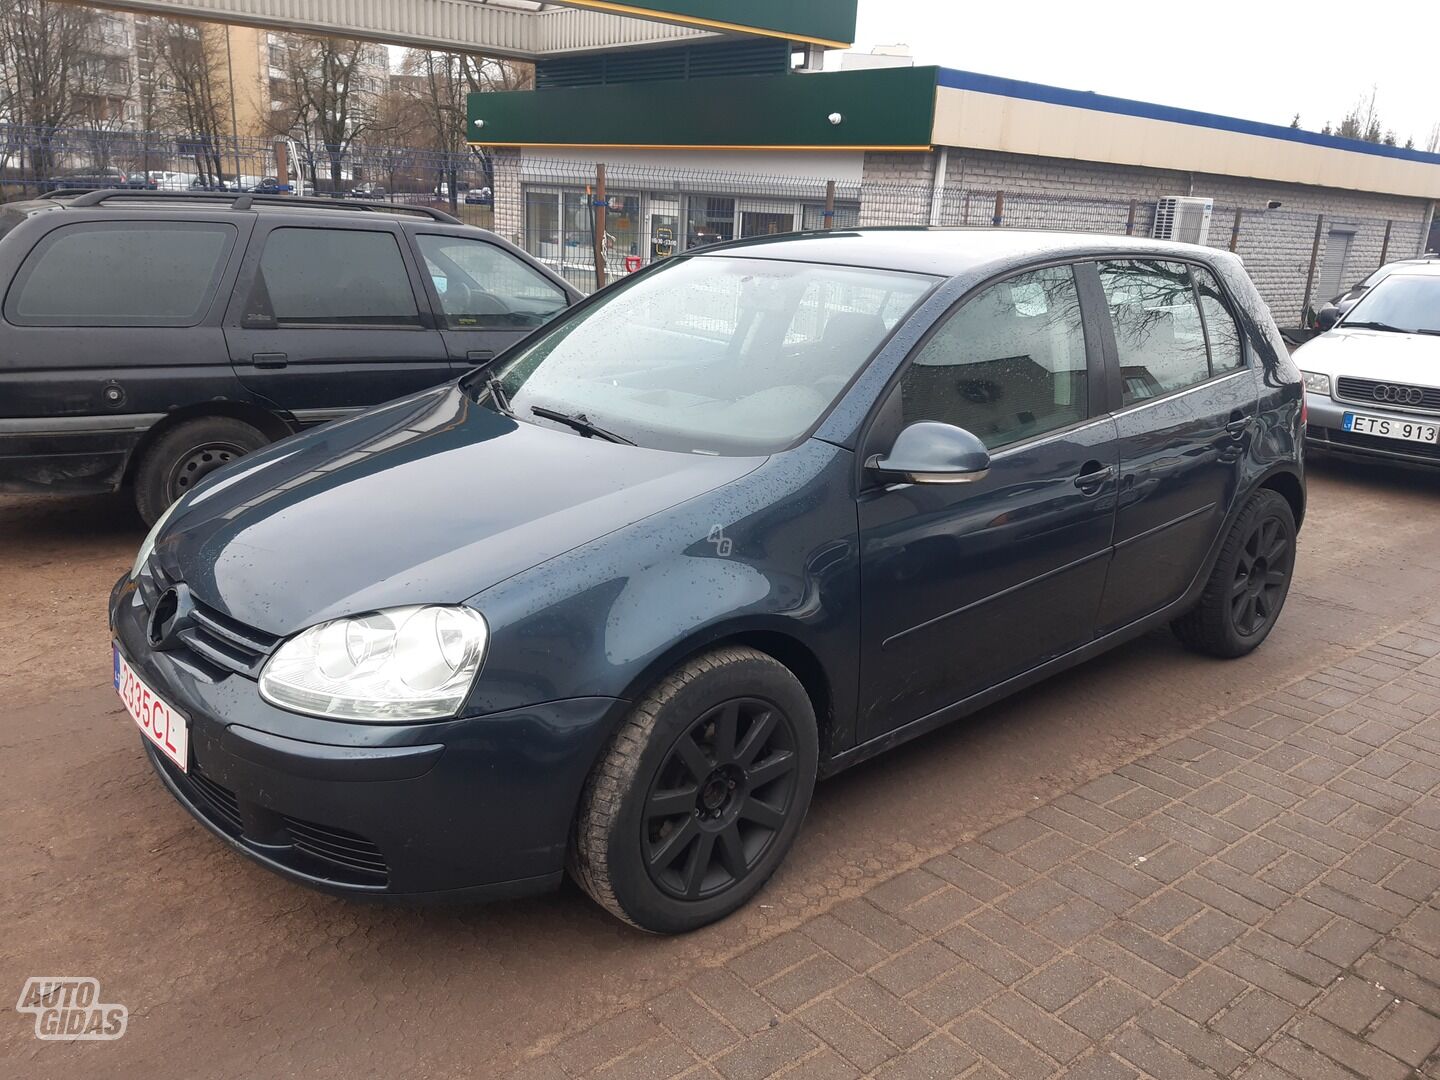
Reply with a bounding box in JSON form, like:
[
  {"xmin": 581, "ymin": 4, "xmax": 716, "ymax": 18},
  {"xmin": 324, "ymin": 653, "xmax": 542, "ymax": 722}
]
[
  {"xmin": 1305, "ymin": 392, "xmax": 1440, "ymax": 468},
  {"xmin": 111, "ymin": 574, "xmax": 625, "ymax": 900}
]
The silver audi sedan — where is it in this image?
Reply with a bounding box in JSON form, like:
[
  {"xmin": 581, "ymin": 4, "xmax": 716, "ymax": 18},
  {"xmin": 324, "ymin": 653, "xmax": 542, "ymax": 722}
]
[{"xmin": 1297, "ymin": 262, "xmax": 1440, "ymax": 468}]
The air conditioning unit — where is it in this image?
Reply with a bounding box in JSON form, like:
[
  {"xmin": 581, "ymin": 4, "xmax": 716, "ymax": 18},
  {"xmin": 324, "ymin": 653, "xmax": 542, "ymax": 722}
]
[{"xmin": 1152, "ymin": 196, "xmax": 1214, "ymax": 245}]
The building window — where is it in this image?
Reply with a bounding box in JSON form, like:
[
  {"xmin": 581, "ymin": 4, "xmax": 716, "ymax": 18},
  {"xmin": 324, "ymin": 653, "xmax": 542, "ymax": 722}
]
[
  {"xmin": 524, "ymin": 187, "xmax": 642, "ymax": 290},
  {"xmin": 685, "ymin": 197, "xmax": 735, "ymax": 250}
]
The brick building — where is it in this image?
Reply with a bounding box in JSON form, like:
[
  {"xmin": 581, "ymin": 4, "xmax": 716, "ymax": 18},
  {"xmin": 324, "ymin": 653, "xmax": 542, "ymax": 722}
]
[{"xmin": 472, "ymin": 50, "xmax": 1440, "ymax": 325}]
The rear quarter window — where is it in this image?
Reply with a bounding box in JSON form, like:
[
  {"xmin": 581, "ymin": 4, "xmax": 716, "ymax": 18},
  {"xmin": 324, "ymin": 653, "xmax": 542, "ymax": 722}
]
[{"xmin": 5, "ymin": 220, "xmax": 237, "ymax": 327}]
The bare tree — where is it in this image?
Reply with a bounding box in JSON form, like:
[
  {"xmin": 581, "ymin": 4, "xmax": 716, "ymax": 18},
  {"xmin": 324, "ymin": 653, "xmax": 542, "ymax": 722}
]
[
  {"xmin": 272, "ymin": 35, "xmax": 383, "ymax": 190},
  {"xmin": 147, "ymin": 18, "xmax": 231, "ymax": 184},
  {"xmin": 0, "ymin": 0, "xmax": 109, "ymax": 178},
  {"xmin": 396, "ymin": 49, "xmax": 532, "ymax": 210}
]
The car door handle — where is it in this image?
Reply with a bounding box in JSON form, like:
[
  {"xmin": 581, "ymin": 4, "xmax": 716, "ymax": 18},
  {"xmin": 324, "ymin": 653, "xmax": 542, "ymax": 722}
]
[
  {"xmin": 1226, "ymin": 417, "xmax": 1251, "ymax": 439},
  {"xmin": 1073, "ymin": 463, "xmax": 1114, "ymax": 493},
  {"xmin": 467, "ymin": 349, "xmax": 496, "ymax": 363},
  {"xmin": 252, "ymin": 352, "xmax": 288, "ymax": 369}
]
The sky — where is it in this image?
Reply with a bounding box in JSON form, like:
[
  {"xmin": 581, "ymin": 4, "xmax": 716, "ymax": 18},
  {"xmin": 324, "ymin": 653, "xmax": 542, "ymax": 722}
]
[{"xmin": 839, "ymin": 0, "xmax": 1438, "ymax": 150}]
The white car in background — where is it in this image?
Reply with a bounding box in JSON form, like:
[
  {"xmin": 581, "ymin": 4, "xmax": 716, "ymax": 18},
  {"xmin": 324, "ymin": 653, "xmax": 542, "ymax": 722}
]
[{"xmin": 1297, "ymin": 262, "xmax": 1440, "ymax": 468}]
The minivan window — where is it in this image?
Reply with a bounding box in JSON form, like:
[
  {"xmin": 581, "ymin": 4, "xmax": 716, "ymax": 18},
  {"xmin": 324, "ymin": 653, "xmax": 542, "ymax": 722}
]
[
  {"xmin": 494, "ymin": 255, "xmax": 936, "ymax": 455},
  {"xmin": 897, "ymin": 264, "xmax": 1089, "ymax": 451},
  {"xmin": 257, "ymin": 228, "xmax": 421, "ymax": 327},
  {"xmin": 6, "ymin": 221, "xmax": 235, "ymax": 326},
  {"xmin": 1194, "ymin": 267, "xmax": 1245, "ymax": 374},
  {"xmin": 417, "ymin": 235, "xmax": 568, "ymax": 330},
  {"xmin": 1100, "ymin": 260, "xmax": 1211, "ymax": 405}
]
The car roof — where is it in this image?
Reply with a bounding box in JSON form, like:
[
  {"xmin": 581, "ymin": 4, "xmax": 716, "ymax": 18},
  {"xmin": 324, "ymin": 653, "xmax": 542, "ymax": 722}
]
[{"xmin": 690, "ymin": 227, "xmax": 1236, "ymax": 278}]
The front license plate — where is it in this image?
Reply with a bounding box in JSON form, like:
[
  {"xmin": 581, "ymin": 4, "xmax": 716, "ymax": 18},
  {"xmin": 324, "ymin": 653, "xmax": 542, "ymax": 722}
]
[
  {"xmin": 1343, "ymin": 412, "xmax": 1440, "ymax": 444},
  {"xmin": 114, "ymin": 645, "xmax": 189, "ymax": 772}
]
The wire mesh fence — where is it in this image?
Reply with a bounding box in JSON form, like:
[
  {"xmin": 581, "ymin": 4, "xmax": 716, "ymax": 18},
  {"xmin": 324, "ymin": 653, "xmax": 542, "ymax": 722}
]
[{"xmin": 1, "ymin": 125, "xmax": 1426, "ymax": 325}]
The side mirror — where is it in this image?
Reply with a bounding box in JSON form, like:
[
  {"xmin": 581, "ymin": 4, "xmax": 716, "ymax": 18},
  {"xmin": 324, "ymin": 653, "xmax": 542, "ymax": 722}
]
[
  {"xmin": 1316, "ymin": 305, "xmax": 1343, "ymax": 332},
  {"xmin": 867, "ymin": 422, "xmax": 991, "ymax": 485}
]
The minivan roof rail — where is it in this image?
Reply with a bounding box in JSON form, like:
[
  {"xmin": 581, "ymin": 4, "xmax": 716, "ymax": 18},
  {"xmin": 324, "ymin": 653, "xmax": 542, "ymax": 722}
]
[{"xmin": 56, "ymin": 188, "xmax": 464, "ymax": 224}]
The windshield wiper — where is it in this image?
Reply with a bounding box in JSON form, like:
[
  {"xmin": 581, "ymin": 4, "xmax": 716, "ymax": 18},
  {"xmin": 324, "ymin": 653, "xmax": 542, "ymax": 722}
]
[
  {"xmin": 483, "ymin": 371, "xmax": 514, "ymax": 417},
  {"xmin": 531, "ymin": 405, "xmax": 635, "ymax": 445},
  {"xmin": 1344, "ymin": 320, "xmax": 1412, "ymax": 334}
]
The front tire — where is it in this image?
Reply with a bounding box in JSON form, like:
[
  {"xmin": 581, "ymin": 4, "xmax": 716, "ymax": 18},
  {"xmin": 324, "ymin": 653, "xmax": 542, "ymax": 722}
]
[
  {"xmin": 1172, "ymin": 488, "xmax": 1296, "ymax": 658},
  {"xmin": 134, "ymin": 417, "xmax": 269, "ymax": 525},
  {"xmin": 569, "ymin": 647, "xmax": 818, "ymax": 934}
]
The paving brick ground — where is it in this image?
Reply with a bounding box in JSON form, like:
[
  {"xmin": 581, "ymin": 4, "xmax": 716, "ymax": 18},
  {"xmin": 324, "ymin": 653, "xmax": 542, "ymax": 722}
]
[{"xmin": 509, "ymin": 615, "xmax": 1440, "ymax": 1080}]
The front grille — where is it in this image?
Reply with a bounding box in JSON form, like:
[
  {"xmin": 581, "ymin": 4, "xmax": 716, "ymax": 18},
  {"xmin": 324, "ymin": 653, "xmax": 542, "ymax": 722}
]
[
  {"xmin": 140, "ymin": 562, "xmax": 279, "ymax": 678},
  {"xmin": 1336, "ymin": 376, "xmax": 1440, "ymax": 414},
  {"xmin": 281, "ymin": 816, "xmax": 389, "ymax": 880},
  {"xmin": 1310, "ymin": 424, "xmax": 1440, "ymax": 462}
]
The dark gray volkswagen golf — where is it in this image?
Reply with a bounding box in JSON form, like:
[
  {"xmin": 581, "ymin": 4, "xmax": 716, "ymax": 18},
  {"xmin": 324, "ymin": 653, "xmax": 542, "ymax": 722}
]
[{"xmin": 111, "ymin": 229, "xmax": 1305, "ymax": 933}]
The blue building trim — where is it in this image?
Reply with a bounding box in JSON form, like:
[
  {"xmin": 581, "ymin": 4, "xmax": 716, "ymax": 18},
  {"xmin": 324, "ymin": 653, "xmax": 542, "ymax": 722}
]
[{"xmin": 937, "ymin": 68, "xmax": 1440, "ymax": 167}]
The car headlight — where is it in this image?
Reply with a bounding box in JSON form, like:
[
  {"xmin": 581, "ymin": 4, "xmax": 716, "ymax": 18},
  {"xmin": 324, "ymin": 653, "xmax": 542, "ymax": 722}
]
[
  {"xmin": 1301, "ymin": 371, "xmax": 1331, "ymax": 396},
  {"xmin": 259, "ymin": 605, "xmax": 489, "ymax": 722},
  {"xmin": 130, "ymin": 499, "xmax": 183, "ymax": 579}
]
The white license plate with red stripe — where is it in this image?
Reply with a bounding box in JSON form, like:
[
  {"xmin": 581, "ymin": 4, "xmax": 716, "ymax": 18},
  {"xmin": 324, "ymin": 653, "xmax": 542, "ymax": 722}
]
[{"xmin": 114, "ymin": 645, "xmax": 189, "ymax": 772}]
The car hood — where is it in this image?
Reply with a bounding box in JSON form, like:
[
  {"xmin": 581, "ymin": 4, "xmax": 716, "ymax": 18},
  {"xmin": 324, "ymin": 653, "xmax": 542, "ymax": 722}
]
[
  {"xmin": 154, "ymin": 384, "xmax": 764, "ymax": 637},
  {"xmin": 1294, "ymin": 327, "xmax": 1440, "ymax": 384}
]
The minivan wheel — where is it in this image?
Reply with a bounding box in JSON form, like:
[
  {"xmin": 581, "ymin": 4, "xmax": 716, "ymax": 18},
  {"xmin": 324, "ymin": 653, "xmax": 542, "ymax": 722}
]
[
  {"xmin": 1172, "ymin": 489, "xmax": 1296, "ymax": 659},
  {"xmin": 134, "ymin": 417, "xmax": 269, "ymax": 525},
  {"xmin": 569, "ymin": 646, "xmax": 818, "ymax": 934}
]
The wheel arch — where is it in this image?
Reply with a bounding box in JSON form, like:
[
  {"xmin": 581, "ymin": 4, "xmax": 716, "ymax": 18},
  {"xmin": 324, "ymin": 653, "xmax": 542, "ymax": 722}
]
[
  {"xmin": 615, "ymin": 622, "xmax": 839, "ymax": 761},
  {"xmin": 1257, "ymin": 466, "xmax": 1305, "ymax": 531},
  {"xmin": 121, "ymin": 402, "xmax": 293, "ymax": 486}
]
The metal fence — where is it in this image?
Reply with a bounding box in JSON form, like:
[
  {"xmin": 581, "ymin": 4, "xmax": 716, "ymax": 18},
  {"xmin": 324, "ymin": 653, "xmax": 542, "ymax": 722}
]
[{"xmin": 1, "ymin": 125, "xmax": 1426, "ymax": 327}]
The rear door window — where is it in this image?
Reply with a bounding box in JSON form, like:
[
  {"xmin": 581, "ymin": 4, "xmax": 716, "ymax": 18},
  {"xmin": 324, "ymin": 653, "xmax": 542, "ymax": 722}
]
[
  {"xmin": 1193, "ymin": 267, "xmax": 1245, "ymax": 375},
  {"xmin": 1098, "ymin": 260, "xmax": 1211, "ymax": 405},
  {"xmin": 253, "ymin": 227, "xmax": 422, "ymax": 327},
  {"xmin": 6, "ymin": 221, "xmax": 236, "ymax": 326}
]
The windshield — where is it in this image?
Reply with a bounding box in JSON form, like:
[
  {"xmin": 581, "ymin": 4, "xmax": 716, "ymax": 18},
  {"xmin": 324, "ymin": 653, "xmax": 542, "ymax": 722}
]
[
  {"xmin": 491, "ymin": 255, "xmax": 938, "ymax": 454},
  {"xmin": 1342, "ymin": 274, "xmax": 1440, "ymax": 335}
]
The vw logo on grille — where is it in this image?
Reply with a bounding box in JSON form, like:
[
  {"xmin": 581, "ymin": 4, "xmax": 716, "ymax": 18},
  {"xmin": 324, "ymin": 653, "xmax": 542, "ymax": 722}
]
[
  {"xmin": 1372, "ymin": 384, "xmax": 1424, "ymax": 406},
  {"xmin": 146, "ymin": 584, "xmax": 195, "ymax": 650}
]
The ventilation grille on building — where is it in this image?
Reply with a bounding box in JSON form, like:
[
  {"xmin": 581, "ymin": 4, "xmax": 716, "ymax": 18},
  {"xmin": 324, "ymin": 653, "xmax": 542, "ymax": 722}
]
[
  {"xmin": 536, "ymin": 39, "xmax": 790, "ymax": 89},
  {"xmin": 1151, "ymin": 196, "xmax": 1214, "ymax": 245}
]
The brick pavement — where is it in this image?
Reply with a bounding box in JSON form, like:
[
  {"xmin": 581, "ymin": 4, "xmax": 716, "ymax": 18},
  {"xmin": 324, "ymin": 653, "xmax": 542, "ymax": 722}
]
[{"xmin": 511, "ymin": 616, "xmax": 1440, "ymax": 1080}]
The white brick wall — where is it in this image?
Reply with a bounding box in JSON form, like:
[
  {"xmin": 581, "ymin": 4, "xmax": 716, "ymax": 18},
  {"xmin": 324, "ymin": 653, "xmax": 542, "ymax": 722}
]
[{"xmin": 860, "ymin": 148, "xmax": 1434, "ymax": 324}]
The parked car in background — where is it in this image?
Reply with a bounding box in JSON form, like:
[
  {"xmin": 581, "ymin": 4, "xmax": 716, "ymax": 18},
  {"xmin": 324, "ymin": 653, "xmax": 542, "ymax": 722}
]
[
  {"xmin": 252, "ymin": 177, "xmax": 316, "ymax": 196},
  {"xmin": 111, "ymin": 230, "xmax": 1304, "ymax": 932},
  {"xmin": 1298, "ymin": 261, "xmax": 1440, "ymax": 468},
  {"xmin": 348, "ymin": 182, "xmax": 387, "ymax": 200},
  {"xmin": 466, "ymin": 186, "xmax": 494, "ymax": 206},
  {"xmin": 1312, "ymin": 253, "xmax": 1440, "ymax": 331},
  {"xmin": 0, "ymin": 189, "xmax": 580, "ymax": 522},
  {"xmin": 41, "ymin": 167, "xmax": 155, "ymax": 192}
]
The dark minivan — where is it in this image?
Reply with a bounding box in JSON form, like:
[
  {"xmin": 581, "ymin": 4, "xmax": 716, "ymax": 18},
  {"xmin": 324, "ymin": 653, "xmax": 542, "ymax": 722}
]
[
  {"xmin": 112, "ymin": 229, "xmax": 1304, "ymax": 933},
  {"xmin": 0, "ymin": 190, "xmax": 578, "ymax": 521}
]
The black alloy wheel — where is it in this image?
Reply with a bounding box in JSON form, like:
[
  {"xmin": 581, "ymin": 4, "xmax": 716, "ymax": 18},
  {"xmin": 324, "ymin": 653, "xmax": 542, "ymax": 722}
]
[
  {"xmin": 642, "ymin": 697, "xmax": 800, "ymax": 901},
  {"xmin": 1230, "ymin": 513, "xmax": 1293, "ymax": 637}
]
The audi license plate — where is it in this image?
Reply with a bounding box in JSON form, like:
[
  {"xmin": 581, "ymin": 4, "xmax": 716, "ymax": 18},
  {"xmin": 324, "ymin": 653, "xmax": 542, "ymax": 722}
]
[
  {"xmin": 114, "ymin": 644, "xmax": 189, "ymax": 772},
  {"xmin": 1342, "ymin": 413, "xmax": 1440, "ymax": 445}
]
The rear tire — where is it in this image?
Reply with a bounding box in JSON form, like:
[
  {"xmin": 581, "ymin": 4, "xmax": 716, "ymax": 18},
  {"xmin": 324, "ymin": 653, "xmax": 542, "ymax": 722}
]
[
  {"xmin": 1172, "ymin": 488, "xmax": 1296, "ymax": 658},
  {"xmin": 134, "ymin": 417, "xmax": 268, "ymax": 525},
  {"xmin": 569, "ymin": 646, "xmax": 818, "ymax": 934}
]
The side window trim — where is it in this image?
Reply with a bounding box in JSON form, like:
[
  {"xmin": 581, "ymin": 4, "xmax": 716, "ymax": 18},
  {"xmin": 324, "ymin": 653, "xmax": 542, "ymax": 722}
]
[{"xmin": 242, "ymin": 223, "xmax": 428, "ymax": 332}]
